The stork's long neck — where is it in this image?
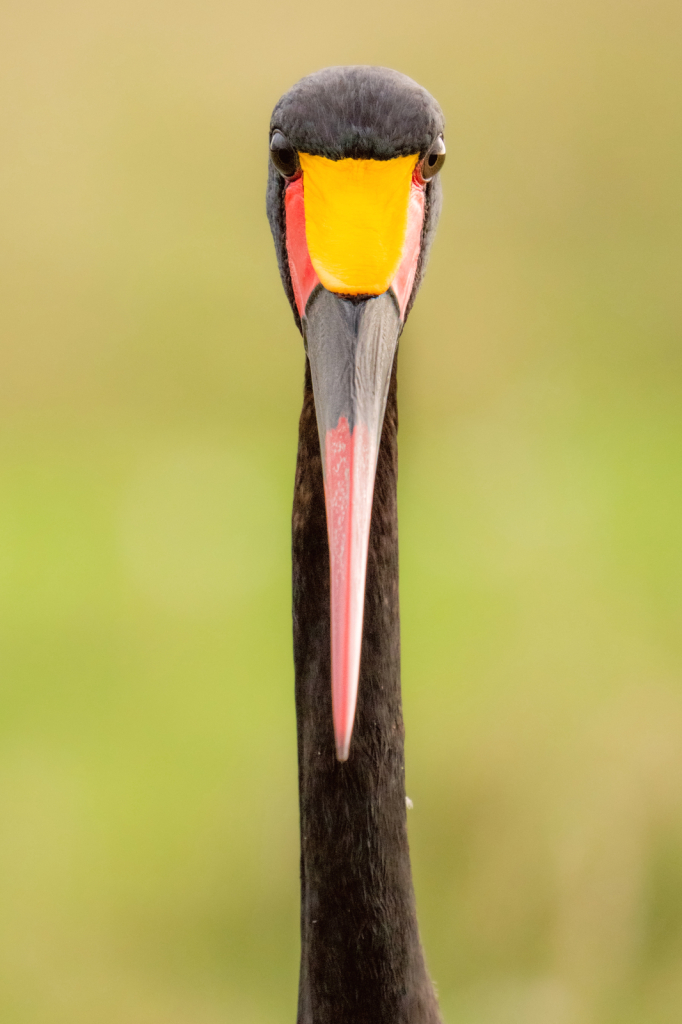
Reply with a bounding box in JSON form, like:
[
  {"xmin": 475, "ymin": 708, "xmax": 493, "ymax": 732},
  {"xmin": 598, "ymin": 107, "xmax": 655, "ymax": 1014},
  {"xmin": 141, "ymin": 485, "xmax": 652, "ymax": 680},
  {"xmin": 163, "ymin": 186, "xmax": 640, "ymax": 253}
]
[{"xmin": 292, "ymin": 357, "xmax": 441, "ymax": 1024}]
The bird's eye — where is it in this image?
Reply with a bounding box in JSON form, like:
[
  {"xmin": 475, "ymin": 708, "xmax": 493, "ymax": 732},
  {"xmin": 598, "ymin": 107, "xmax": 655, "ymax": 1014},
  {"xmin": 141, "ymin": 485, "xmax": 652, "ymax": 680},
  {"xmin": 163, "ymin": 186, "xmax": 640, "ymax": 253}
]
[
  {"xmin": 270, "ymin": 131, "xmax": 299, "ymax": 178},
  {"xmin": 421, "ymin": 136, "xmax": 446, "ymax": 180}
]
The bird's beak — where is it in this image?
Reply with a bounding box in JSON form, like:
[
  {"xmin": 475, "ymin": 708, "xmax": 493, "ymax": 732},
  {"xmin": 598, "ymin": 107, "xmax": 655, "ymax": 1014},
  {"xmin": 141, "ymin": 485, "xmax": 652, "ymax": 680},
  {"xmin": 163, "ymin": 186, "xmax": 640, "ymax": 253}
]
[
  {"xmin": 285, "ymin": 152, "xmax": 425, "ymax": 760},
  {"xmin": 303, "ymin": 290, "xmax": 402, "ymax": 761}
]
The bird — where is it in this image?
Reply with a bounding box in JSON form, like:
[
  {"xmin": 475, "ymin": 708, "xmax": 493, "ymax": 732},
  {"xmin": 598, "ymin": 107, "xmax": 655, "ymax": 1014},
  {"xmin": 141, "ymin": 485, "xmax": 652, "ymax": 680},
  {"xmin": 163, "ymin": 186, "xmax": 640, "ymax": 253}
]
[{"xmin": 266, "ymin": 66, "xmax": 445, "ymax": 1024}]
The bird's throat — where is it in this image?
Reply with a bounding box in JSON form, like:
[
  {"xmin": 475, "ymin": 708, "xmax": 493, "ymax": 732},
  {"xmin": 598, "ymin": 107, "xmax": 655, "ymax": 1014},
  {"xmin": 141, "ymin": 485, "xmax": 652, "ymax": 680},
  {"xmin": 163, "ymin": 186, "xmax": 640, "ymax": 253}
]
[{"xmin": 291, "ymin": 358, "xmax": 441, "ymax": 1024}]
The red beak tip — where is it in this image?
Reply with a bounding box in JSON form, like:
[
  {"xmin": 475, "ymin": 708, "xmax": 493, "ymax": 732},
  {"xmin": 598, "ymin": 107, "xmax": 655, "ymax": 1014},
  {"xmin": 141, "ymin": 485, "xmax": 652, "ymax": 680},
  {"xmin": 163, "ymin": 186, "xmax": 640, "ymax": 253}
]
[
  {"xmin": 335, "ymin": 734, "xmax": 351, "ymax": 762},
  {"xmin": 333, "ymin": 711, "xmax": 356, "ymax": 761}
]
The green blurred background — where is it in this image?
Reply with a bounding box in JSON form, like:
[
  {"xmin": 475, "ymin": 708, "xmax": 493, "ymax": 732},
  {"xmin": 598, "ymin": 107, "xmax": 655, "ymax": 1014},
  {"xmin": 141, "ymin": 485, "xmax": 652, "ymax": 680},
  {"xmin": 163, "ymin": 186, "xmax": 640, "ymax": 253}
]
[{"xmin": 1, "ymin": 1, "xmax": 681, "ymax": 1021}]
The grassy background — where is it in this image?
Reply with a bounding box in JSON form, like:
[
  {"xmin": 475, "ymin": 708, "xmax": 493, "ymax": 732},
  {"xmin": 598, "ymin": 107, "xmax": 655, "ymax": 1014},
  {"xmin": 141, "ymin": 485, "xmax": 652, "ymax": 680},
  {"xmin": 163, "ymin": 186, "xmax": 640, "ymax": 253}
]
[{"xmin": 1, "ymin": 1, "xmax": 681, "ymax": 1021}]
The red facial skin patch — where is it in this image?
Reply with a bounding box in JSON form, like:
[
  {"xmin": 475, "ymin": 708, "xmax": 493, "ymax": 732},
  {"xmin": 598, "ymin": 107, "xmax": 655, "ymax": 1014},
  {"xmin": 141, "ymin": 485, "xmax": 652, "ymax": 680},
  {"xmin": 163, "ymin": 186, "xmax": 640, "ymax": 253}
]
[
  {"xmin": 284, "ymin": 177, "xmax": 320, "ymax": 318},
  {"xmin": 391, "ymin": 175, "xmax": 426, "ymax": 319}
]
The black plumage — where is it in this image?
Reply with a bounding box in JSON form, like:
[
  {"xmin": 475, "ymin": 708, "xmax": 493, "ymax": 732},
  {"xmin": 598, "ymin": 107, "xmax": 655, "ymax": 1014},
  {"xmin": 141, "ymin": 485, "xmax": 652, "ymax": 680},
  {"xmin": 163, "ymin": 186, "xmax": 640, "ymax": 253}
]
[
  {"xmin": 267, "ymin": 66, "xmax": 445, "ymax": 1023},
  {"xmin": 270, "ymin": 65, "xmax": 443, "ymax": 161}
]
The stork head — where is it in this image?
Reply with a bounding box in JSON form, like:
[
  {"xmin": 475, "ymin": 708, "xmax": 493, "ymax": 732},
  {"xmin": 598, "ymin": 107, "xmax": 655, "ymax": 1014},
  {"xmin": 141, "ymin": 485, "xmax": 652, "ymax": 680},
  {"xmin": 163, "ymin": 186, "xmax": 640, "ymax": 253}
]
[{"xmin": 267, "ymin": 66, "xmax": 445, "ymax": 761}]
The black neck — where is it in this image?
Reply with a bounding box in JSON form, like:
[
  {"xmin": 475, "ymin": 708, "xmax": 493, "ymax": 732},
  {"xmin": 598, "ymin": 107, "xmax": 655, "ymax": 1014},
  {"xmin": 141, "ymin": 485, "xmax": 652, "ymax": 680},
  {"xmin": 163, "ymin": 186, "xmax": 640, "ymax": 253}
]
[{"xmin": 292, "ymin": 357, "xmax": 441, "ymax": 1024}]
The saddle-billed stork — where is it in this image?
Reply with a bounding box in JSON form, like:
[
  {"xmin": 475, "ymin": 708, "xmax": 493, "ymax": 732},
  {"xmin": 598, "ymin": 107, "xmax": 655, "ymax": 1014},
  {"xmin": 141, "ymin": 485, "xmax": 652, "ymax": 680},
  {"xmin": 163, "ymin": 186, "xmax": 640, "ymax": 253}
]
[{"xmin": 266, "ymin": 66, "xmax": 445, "ymax": 1024}]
